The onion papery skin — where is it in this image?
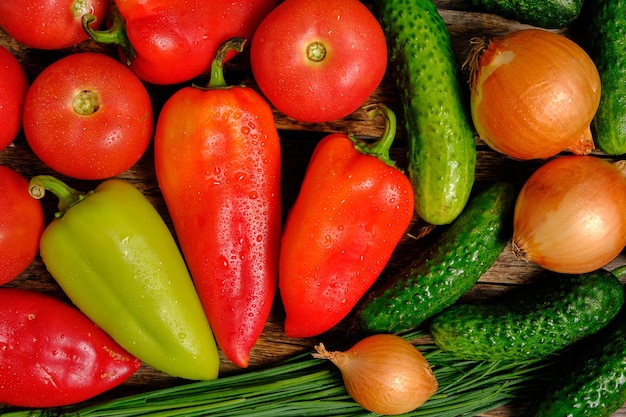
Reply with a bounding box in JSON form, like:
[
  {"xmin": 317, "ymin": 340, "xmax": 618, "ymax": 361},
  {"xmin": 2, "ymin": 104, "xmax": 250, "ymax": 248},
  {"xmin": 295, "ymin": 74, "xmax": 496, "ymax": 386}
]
[
  {"xmin": 313, "ymin": 334, "xmax": 438, "ymax": 415},
  {"xmin": 513, "ymin": 155, "xmax": 626, "ymax": 274},
  {"xmin": 468, "ymin": 29, "xmax": 601, "ymax": 160}
]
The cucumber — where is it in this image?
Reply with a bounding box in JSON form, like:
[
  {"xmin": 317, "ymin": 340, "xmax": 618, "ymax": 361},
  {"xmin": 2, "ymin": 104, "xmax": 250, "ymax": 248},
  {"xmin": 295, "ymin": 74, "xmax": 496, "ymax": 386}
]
[
  {"xmin": 586, "ymin": 0, "xmax": 626, "ymax": 156},
  {"xmin": 373, "ymin": 0, "xmax": 476, "ymax": 226},
  {"xmin": 357, "ymin": 182, "xmax": 514, "ymax": 334},
  {"xmin": 430, "ymin": 270, "xmax": 625, "ymax": 361},
  {"xmin": 470, "ymin": 0, "xmax": 583, "ymax": 28},
  {"xmin": 533, "ymin": 268, "xmax": 626, "ymax": 417}
]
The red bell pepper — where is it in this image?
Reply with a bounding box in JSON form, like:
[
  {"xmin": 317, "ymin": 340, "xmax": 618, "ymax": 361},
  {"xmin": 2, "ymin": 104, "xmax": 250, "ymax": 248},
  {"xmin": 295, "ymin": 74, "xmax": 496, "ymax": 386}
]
[
  {"xmin": 154, "ymin": 38, "xmax": 282, "ymax": 368},
  {"xmin": 0, "ymin": 287, "xmax": 141, "ymax": 407},
  {"xmin": 83, "ymin": 0, "xmax": 276, "ymax": 85},
  {"xmin": 279, "ymin": 105, "xmax": 414, "ymax": 338}
]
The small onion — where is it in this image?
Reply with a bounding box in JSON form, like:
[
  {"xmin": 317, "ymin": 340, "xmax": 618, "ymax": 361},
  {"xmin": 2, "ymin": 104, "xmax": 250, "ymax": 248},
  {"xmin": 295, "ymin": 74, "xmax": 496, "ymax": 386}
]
[
  {"xmin": 512, "ymin": 155, "xmax": 626, "ymax": 274},
  {"xmin": 466, "ymin": 29, "xmax": 601, "ymax": 160},
  {"xmin": 313, "ymin": 334, "xmax": 438, "ymax": 415}
]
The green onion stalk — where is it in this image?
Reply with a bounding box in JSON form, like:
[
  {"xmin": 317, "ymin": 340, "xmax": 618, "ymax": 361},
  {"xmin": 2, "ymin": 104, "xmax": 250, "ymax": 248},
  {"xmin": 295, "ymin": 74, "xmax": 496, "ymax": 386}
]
[{"xmin": 0, "ymin": 329, "xmax": 564, "ymax": 417}]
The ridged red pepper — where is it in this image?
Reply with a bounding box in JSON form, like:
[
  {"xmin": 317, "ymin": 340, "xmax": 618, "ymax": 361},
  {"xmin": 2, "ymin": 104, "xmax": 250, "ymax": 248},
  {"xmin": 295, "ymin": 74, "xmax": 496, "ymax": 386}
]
[
  {"xmin": 83, "ymin": 0, "xmax": 276, "ymax": 85},
  {"xmin": 279, "ymin": 105, "xmax": 414, "ymax": 338},
  {"xmin": 154, "ymin": 38, "xmax": 281, "ymax": 368}
]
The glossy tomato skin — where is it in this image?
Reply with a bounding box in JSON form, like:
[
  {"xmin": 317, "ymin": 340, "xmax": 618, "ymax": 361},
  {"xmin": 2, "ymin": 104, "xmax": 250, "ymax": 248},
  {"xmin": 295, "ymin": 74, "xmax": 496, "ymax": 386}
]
[
  {"xmin": 0, "ymin": 287, "xmax": 141, "ymax": 407},
  {"xmin": 250, "ymin": 0, "xmax": 387, "ymax": 123},
  {"xmin": 23, "ymin": 52, "xmax": 153, "ymax": 180},
  {"xmin": 0, "ymin": 46, "xmax": 28, "ymax": 151},
  {"xmin": 0, "ymin": 166, "xmax": 45, "ymax": 285},
  {"xmin": 0, "ymin": 0, "xmax": 108, "ymax": 49},
  {"xmin": 110, "ymin": 0, "xmax": 277, "ymax": 85}
]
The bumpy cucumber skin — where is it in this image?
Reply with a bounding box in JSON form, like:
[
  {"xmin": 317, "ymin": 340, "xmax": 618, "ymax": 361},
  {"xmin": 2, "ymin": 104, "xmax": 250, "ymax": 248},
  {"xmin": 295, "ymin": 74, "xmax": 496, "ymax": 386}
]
[
  {"xmin": 357, "ymin": 182, "xmax": 514, "ymax": 334},
  {"xmin": 587, "ymin": 0, "xmax": 626, "ymax": 156},
  {"xmin": 471, "ymin": 0, "xmax": 583, "ymax": 28},
  {"xmin": 430, "ymin": 270, "xmax": 624, "ymax": 361},
  {"xmin": 373, "ymin": 0, "xmax": 476, "ymax": 226},
  {"xmin": 534, "ymin": 292, "xmax": 626, "ymax": 417}
]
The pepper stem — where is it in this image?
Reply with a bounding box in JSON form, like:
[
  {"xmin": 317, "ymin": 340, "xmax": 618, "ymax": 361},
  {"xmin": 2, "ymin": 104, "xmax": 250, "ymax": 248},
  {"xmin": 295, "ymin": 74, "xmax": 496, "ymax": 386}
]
[
  {"xmin": 29, "ymin": 175, "xmax": 90, "ymax": 218},
  {"xmin": 207, "ymin": 37, "xmax": 246, "ymax": 89},
  {"xmin": 350, "ymin": 103, "xmax": 399, "ymax": 169},
  {"xmin": 82, "ymin": 4, "xmax": 136, "ymax": 64}
]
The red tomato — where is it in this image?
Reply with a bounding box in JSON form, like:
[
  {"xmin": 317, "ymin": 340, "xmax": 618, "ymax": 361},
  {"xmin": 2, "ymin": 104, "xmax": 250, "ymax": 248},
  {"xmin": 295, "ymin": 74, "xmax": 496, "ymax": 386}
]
[
  {"xmin": 0, "ymin": 0, "xmax": 108, "ymax": 49},
  {"xmin": 86, "ymin": 0, "xmax": 277, "ymax": 85},
  {"xmin": 0, "ymin": 46, "xmax": 28, "ymax": 151},
  {"xmin": 250, "ymin": 0, "xmax": 388, "ymax": 123},
  {"xmin": 0, "ymin": 287, "xmax": 141, "ymax": 407},
  {"xmin": 23, "ymin": 52, "xmax": 153, "ymax": 180},
  {"xmin": 0, "ymin": 166, "xmax": 45, "ymax": 285}
]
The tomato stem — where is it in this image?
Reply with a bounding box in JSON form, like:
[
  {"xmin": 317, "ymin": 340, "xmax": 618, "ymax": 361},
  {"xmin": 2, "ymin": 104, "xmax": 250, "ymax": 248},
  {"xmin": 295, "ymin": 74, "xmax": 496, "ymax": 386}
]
[
  {"xmin": 71, "ymin": 0, "xmax": 92, "ymax": 18},
  {"xmin": 82, "ymin": 4, "xmax": 136, "ymax": 63},
  {"xmin": 72, "ymin": 90, "xmax": 100, "ymax": 116},
  {"xmin": 350, "ymin": 104, "xmax": 398, "ymax": 168},
  {"xmin": 306, "ymin": 42, "xmax": 327, "ymax": 62},
  {"xmin": 28, "ymin": 175, "xmax": 90, "ymax": 218},
  {"xmin": 208, "ymin": 37, "xmax": 246, "ymax": 89}
]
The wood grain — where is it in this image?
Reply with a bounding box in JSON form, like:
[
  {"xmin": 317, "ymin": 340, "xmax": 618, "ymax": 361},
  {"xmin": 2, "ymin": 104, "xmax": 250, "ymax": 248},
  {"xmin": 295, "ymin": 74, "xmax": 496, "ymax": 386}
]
[{"xmin": 1, "ymin": 1, "xmax": 625, "ymax": 415}]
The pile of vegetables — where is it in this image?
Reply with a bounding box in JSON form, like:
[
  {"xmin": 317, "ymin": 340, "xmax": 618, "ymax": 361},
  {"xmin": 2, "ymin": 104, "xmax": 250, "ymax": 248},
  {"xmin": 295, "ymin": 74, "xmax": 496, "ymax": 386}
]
[{"xmin": 0, "ymin": 0, "xmax": 625, "ymax": 416}]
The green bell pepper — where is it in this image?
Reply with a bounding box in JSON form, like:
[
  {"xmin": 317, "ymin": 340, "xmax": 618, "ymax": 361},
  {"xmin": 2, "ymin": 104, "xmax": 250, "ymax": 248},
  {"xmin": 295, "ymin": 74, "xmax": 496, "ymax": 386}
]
[{"xmin": 29, "ymin": 175, "xmax": 219, "ymax": 381}]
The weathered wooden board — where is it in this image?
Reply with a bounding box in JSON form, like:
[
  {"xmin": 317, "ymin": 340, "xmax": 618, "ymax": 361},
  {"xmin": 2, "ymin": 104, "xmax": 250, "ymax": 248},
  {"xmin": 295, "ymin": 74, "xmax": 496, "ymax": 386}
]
[{"xmin": 1, "ymin": 0, "xmax": 625, "ymax": 415}]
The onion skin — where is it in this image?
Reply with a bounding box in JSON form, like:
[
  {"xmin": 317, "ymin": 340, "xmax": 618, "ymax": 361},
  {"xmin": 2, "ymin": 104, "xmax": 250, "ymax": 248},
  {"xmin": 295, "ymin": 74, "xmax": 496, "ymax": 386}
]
[
  {"xmin": 313, "ymin": 334, "xmax": 438, "ymax": 415},
  {"xmin": 467, "ymin": 29, "xmax": 601, "ymax": 160},
  {"xmin": 513, "ymin": 155, "xmax": 626, "ymax": 274}
]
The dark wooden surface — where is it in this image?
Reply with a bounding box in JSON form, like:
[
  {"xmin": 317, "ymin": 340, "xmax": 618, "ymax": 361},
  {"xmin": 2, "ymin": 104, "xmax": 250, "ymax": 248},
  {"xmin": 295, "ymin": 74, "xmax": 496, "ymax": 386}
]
[{"xmin": 1, "ymin": 1, "xmax": 625, "ymax": 415}]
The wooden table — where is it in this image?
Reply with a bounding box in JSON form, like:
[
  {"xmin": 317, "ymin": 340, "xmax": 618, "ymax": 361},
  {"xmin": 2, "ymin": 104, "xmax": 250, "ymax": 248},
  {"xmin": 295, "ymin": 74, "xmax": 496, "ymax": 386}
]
[{"xmin": 1, "ymin": 1, "xmax": 625, "ymax": 415}]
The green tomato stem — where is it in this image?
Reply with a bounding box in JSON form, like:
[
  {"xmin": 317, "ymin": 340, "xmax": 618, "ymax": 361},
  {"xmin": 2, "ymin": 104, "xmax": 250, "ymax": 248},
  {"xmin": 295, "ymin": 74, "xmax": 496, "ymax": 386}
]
[
  {"xmin": 72, "ymin": 90, "xmax": 100, "ymax": 116},
  {"xmin": 306, "ymin": 42, "xmax": 327, "ymax": 62},
  {"xmin": 71, "ymin": 0, "xmax": 93, "ymax": 18},
  {"xmin": 350, "ymin": 103, "xmax": 399, "ymax": 169},
  {"xmin": 29, "ymin": 175, "xmax": 90, "ymax": 218},
  {"xmin": 82, "ymin": 4, "xmax": 136, "ymax": 63}
]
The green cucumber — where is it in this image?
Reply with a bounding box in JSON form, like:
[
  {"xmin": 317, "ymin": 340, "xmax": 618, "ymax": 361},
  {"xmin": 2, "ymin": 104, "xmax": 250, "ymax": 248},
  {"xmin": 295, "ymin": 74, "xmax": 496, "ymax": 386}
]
[
  {"xmin": 373, "ymin": 0, "xmax": 476, "ymax": 225},
  {"xmin": 533, "ymin": 267, "xmax": 626, "ymax": 417},
  {"xmin": 430, "ymin": 269, "xmax": 625, "ymax": 361},
  {"xmin": 586, "ymin": 0, "xmax": 626, "ymax": 156},
  {"xmin": 470, "ymin": 0, "xmax": 583, "ymax": 28},
  {"xmin": 357, "ymin": 182, "xmax": 514, "ymax": 334}
]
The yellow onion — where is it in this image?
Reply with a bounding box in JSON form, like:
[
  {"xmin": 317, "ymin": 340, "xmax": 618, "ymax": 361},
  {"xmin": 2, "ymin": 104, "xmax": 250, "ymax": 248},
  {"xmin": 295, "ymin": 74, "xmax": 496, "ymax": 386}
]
[
  {"xmin": 512, "ymin": 155, "xmax": 626, "ymax": 273},
  {"xmin": 312, "ymin": 334, "xmax": 437, "ymax": 415},
  {"xmin": 466, "ymin": 29, "xmax": 601, "ymax": 160}
]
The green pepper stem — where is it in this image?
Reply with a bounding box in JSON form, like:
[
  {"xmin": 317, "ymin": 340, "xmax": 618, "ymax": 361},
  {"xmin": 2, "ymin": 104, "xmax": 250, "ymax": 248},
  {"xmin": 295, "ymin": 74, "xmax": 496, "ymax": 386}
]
[
  {"xmin": 207, "ymin": 37, "xmax": 246, "ymax": 89},
  {"xmin": 82, "ymin": 4, "xmax": 136, "ymax": 64},
  {"xmin": 350, "ymin": 103, "xmax": 398, "ymax": 169},
  {"xmin": 28, "ymin": 175, "xmax": 89, "ymax": 218}
]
